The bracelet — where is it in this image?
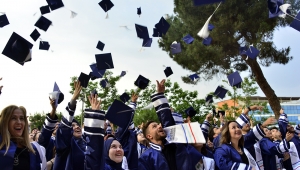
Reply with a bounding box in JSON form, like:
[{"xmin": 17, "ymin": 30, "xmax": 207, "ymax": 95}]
[{"xmin": 247, "ymin": 106, "xmax": 251, "ymax": 111}]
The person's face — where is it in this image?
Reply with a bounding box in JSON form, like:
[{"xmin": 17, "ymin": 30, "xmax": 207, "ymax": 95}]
[
  {"xmin": 8, "ymin": 109, "xmax": 25, "ymax": 138},
  {"xmin": 146, "ymin": 122, "xmax": 166, "ymax": 141},
  {"xmin": 271, "ymin": 129, "xmax": 281, "ymax": 140},
  {"xmin": 287, "ymin": 124, "xmax": 295, "ymax": 133},
  {"xmin": 137, "ymin": 133, "xmax": 146, "ymax": 143},
  {"xmin": 263, "ymin": 128, "xmax": 272, "ymax": 139},
  {"xmin": 228, "ymin": 122, "xmax": 242, "ymax": 140},
  {"xmin": 242, "ymin": 123, "xmax": 250, "ymax": 132},
  {"xmin": 109, "ymin": 140, "xmax": 124, "ymax": 163},
  {"xmin": 213, "ymin": 127, "xmax": 221, "ymax": 135},
  {"xmin": 280, "ymin": 108, "xmax": 284, "ymax": 114},
  {"xmin": 32, "ymin": 129, "xmax": 37, "ymax": 134},
  {"xmin": 29, "ymin": 133, "xmax": 34, "ymax": 142},
  {"xmin": 53, "ymin": 123, "xmax": 60, "ymax": 135},
  {"xmin": 72, "ymin": 122, "xmax": 82, "ymax": 138}
]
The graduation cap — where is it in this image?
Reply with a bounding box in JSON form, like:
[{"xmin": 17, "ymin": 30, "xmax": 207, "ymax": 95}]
[
  {"xmin": 134, "ymin": 75, "xmax": 150, "ymax": 89},
  {"xmin": 90, "ymin": 89, "xmax": 98, "ymax": 98},
  {"xmin": 227, "ymin": 71, "xmax": 242, "ymax": 88},
  {"xmin": 119, "ymin": 92, "xmax": 130, "ymax": 103},
  {"xmin": 95, "ymin": 53, "xmax": 114, "ymax": 70},
  {"xmin": 214, "ymin": 86, "xmax": 227, "ymax": 99},
  {"xmin": 49, "ymin": 82, "xmax": 64, "ymax": 107},
  {"xmin": 189, "ymin": 74, "xmax": 199, "ymax": 81},
  {"xmin": 267, "ymin": 0, "xmax": 288, "ymax": 18},
  {"xmin": 170, "ymin": 41, "xmax": 181, "ymax": 54},
  {"xmin": 96, "ymin": 41, "xmax": 105, "ymax": 51},
  {"xmin": 39, "ymin": 41, "xmax": 50, "ymax": 50},
  {"xmin": 120, "ymin": 71, "xmax": 126, "ymax": 77},
  {"xmin": 135, "ymin": 24, "xmax": 149, "ymax": 39},
  {"xmin": 34, "ymin": 16, "xmax": 52, "ymax": 32},
  {"xmin": 137, "ymin": 7, "xmax": 141, "ymax": 16},
  {"xmin": 0, "ymin": 14, "xmax": 9, "ymax": 28},
  {"xmin": 89, "ymin": 63, "xmax": 106, "ymax": 80},
  {"xmin": 212, "ymin": 109, "xmax": 217, "ymax": 117},
  {"xmin": 164, "ymin": 67, "xmax": 173, "ymax": 77},
  {"xmin": 239, "ymin": 46, "xmax": 248, "ymax": 56},
  {"xmin": 279, "ymin": 4, "xmax": 293, "ymax": 19},
  {"xmin": 205, "ymin": 95, "xmax": 213, "ymax": 105},
  {"xmin": 78, "ymin": 72, "xmax": 90, "ymax": 88},
  {"xmin": 203, "ymin": 37, "xmax": 212, "ymax": 46},
  {"xmin": 182, "ymin": 34, "xmax": 194, "ymax": 44},
  {"xmin": 99, "ymin": 0, "xmax": 114, "ymax": 18},
  {"xmin": 193, "ymin": 0, "xmax": 224, "ymax": 6},
  {"xmin": 100, "ymin": 79, "xmax": 110, "ymax": 88},
  {"xmin": 142, "ymin": 38, "xmax": 152, "ymax": 47},
  {"xmin": 290, "ymin": 12, "xmax": 300, "ymax": 32},
  {"xmin": 46, "ymin": 0, "xmax": 64, "ymax": 11},
  {"xmin": 185, "ymin": 106, "xmax": 197, "ymax": 117},
  {"xmin": 197, "ymin": 3, "xmax": 221, "ymax": 38},
  {"xmin": 154, "ymin": 17, "xmax": 170, "ymax": 36},
  {"xmin": 2, "ymin": 32, "xmax": 33, "ymax": 66},
  {"xmin": 218, "ymin": 110, "xmax": 225, "ymax": 116},
  {"xmin": 208, "ymin": 24, "xmax": 215, "ymax": 31},
  {"xmin": 30, "ymin": 29, "xmax": 40, "ymax": 41},
  {"xmin": 40, "ymin": 5, "xmax": 50, "ymax": 15},
  {"xmin": 152, "ymin": 28, "xmax": 161, "ymax": 37},
  {"xmin": 246, "ymin": 46, "xmax": 260, "ymax": 59},
  {"xmin": 105, "ymin": 99, "xmax": 134, "ymax": 129}
]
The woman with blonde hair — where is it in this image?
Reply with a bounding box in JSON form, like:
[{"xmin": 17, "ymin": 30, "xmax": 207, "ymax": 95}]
[
  {"xmin": 0, "ymin": 105, "xmax": 41, "ymax": 170},
  {"xmin": 214, "ymin": 121, "xmax": 259, "ymax": 170}
]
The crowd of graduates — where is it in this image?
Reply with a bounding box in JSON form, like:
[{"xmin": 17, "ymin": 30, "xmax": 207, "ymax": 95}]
[{"xmin": 0, "ymin": 77, "xmax": 300, "ymax": 170}]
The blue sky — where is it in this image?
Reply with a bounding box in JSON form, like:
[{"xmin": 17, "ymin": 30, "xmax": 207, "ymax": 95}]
[{"xmin": 0, "ymin": 0, "xmax": 300, "ymax": 116}]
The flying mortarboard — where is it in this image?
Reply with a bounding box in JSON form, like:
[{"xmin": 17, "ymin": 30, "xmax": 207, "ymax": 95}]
[
  {"xmin": 0, "ymin": 14, "xmax": 9, "ymax": 28},
  {"xmin": 39, "ymin": 41, "xmax": 50, "ymax": 50},
  {"xmin": 170, "ymin": 41, "xmax": 181, "ymax": 54},
  {"xmin": 40, "ymin": 5, "xmax": 50, "ymax": 15},
  {"xmin": 152, "ymin": 28, "xmax": 160, "ymax": 37},
  {"xmin": 239, "ymin": 46, "xmax": 248, "ymax": 56},
  {"xmin": 46, "ymin": 0, "xmax": 64, "ymax": 11},
  {"xmin": 182, "ymin": 34, "xmax": 194, "ymax": 44},
  {"xmin": 89, "ymin": 63, "xmax": 106, "ymax": 80},
  {"xmin": 2, "ymin": 32, "xmax": 33, "ymax": 66},
  {"xmin": 154, "ymin": 17, "xmax": 170, "ymax": 36},
  {"xmin": 189, "ymin": 74, "xmax": 199, "ymax": 81},
  {"xmin": 49, "ymin": 82, "xmax": 64, "ymax": 107},
  {"xmin": 137, "ymin": 7, "xmax": 141, "ymax": 16},
  {"xmin": 120, "ymin": 92, "xmax": 130, "ymax": 103},
  {"xmin": 30, "ymin": 29, "xmax": 40, "ymax": 41},
  {"xmin": 214, "ymin": 86, "xmax": 227, "ymax": 99},
  {"xmin": 208, "ymin": 24, "xmax": 215, "ymax": 31},
  {"xmin": 268, "ymin": 0, "xmax": 286, "ymax": 18},
  {"xmin": 142, "ymin": 38, "xmax": 152, "ymax": 47},
  {"xmin": 105, "ymin": 99, "xmax": 134, "ymax": 129},
  {"xmin": 203, "ymin": 37, "xmax": 212, "ymax": 46},
  {"xmin": 34, "ymin": 16, "xmax": 52, "ymax": 32},
  {"xmin": 95, "ymin": 53, "xmax": 114, "ymax": 70},
  {"xmin": 193, "ymin": 0, "xmax": 224, "ymax": 6},
  {"xmin": 205, "ymin": 95, "xmax": 213, "ymax": 105},
  {"xmin": 96, "ymin": 41, "xmax": 105, "ymax": 51},
  {"xmin": 164, "ymin": 67, "xmax": 173, "ymax": 77},
  {"xmin": 290, "ymin": 12, "xmax": 300, "ymax": 32},
  {"xmin": 135, "ymin": 24, "xmax": 149, "ymax": 39},
  {"xmin": 78, "ymin": 72, "xmax": 91, "ymax": 88},
  {"xmin": 185, "ymin": 106, "xmax": 197, "ymax": 117},
  {"xmin": 99, "ymin": 0, "xmax": 114, "ymax": 18},
  {"xmin": 134, "ymin": 75, "xmax": 150, "ymax": 89},
  {"xmin": 227, "ymin": 71, "xmax": 242, "ymax": 87},
  {"xmin": 120, "ymin": 71, "xmax": 126, "ymax": 77},
  {"xmin": 90, "ymin": 89, "xmax": 98, "ymax": 97},
  {"xmin": 246, "ymin": 46, "xmax": 260, "ymax": 59},
  {"xmin": 100, "ymin": 79, "xmax": 110, "ymax": 88}
]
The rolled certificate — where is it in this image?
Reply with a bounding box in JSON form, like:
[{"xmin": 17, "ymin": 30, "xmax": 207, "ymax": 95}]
[{"xmin": 164, "ymin": 122, "xmax": 206, "ymax": 144}]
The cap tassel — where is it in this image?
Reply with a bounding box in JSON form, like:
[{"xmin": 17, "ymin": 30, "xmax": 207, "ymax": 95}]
[
  {"xmin": 70, "ymin": 11, "xmax": 77, "ymax": 18},
  {"xmin": 120, "ymin": 25, "xmax": 130, "ymax": 30},
  {"xmin": 33, "ymin": 12, "xmax": 37, "ymax": 16},
  {"xmin": 105, "ymin": 5, "xmax": 109, "ymax": 19},
  {"xmin": 105, "ymin": 62, "xmax": 112, "ymax": 69}
]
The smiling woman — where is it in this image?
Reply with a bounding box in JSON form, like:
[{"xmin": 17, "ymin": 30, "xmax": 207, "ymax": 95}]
[{"xmin": 0, "ymin": 105, "xmax": 41, "ymax": 170}]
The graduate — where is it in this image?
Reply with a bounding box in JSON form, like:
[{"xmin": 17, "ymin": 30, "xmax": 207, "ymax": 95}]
[
  {"xmin": 138, "ymin": 79, "xmax": 203, "ymax": 170},
  {"xmin": 53, "ymin": 80, "xmax": 85, "ymax": 170},
  {"xmin": 0, "ymin": 105, "xmax": 41, "ymax": 170}
]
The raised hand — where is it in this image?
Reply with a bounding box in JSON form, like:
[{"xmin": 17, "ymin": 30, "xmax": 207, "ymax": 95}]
[
  {"xmin": 88, "ymin": 94, "xmax": 101, "ymax": 110},
  {"xmin": 262, "ymin": 117, "xmax": 277, "ymax": 127},
  {"xmin": 156, "ymin": 79, "xmax": 166, "ymax": 93},
  {"xmin": 72, "ymin": 81, "xmax": 82, "ymax": 101},
  {"xmin": 131, "ymin": 93, "xmax": 138, "ymax": 103},
  {"xmin": 49, "ymin": 97, "xmax": 56, "ymax": 119},
  {"xmin": 206, "ymin": 113, "xmax": 212, "ymax": 121}
]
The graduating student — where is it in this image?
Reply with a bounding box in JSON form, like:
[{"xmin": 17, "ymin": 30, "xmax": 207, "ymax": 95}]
[
  {"xmin": 136, "ymin": 129, "xmax": 149, "ymax": 158},
  {"xmin": 0, "ymin": 105, "xmax": 41, "ymax": 170},
  {"xmin": 53, "ymin": 81, "xmax": 85, "ymax": 170},
  {"xmin": 214, "ymin": 121, "xmax": 259, "ymax": 170},
  {"xmin": 138, "ymin": 79, "xmax": 203, "ymax": 170}
]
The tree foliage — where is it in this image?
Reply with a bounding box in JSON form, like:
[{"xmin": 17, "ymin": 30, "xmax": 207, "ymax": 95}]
[
  {"xmin": 29, "ymin": 112, "xmax": 62, "ymax": 130},
  {"xmin": 158, "ymin": 0, "xmax": 300, "ymax": 118}
]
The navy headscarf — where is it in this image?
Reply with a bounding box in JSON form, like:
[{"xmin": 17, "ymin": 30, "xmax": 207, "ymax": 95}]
[{"xmin": 104, "ymin": 138, "xmax": 123, "ymax": 170}]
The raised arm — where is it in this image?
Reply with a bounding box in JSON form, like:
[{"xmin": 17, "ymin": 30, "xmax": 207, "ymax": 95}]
[
  {"xmin": 151, "ymin": 79, "xmax": 175, "ymax": 128},
  {"xmin": 84, "ymin": 94, "xmax": 105, "ymax": 170},
  {"xmin": 201, "ymin": 113, "xmax": 212, "ymax": 141}
]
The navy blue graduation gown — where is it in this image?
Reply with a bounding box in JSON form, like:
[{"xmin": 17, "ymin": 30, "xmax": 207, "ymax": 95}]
[{"xmin": 0, "ymin": 136, "xmax": 41, "ymax": 170}]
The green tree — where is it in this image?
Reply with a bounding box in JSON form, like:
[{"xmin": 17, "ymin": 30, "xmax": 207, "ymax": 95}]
[
  {"xmin": 29, "ymin": 112, "xmax": 62, "ymax": 130},
  {"xmin": 158, "ymin": 0, "xmax": 300, "ymax": 118}
]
